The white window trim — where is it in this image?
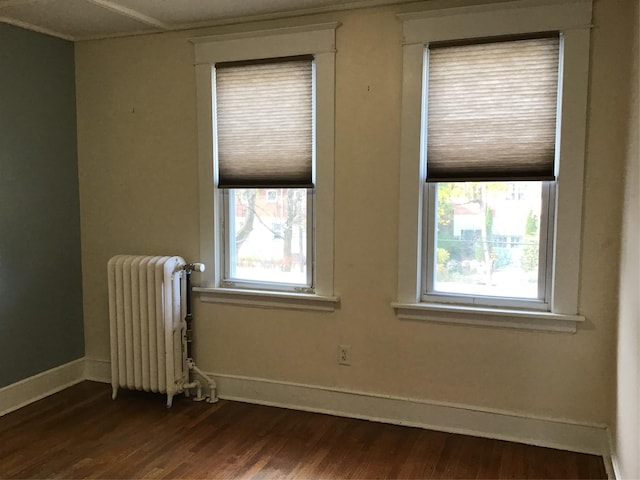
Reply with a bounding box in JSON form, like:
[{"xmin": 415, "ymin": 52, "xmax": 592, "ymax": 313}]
[
  {"xmin": 191, "ymin": 23, "xmax": 339, "ymax": 310},
  {"xmin": 394, "ymin": 0, "xmax": 592, "ymax": 332},
  {"xmin": 391, "ymin": 302, "xmax": 584, "ymax": 333},
  {"xmin": 194, "ymin": 287, "xmax": 339, "ymax": 312}
]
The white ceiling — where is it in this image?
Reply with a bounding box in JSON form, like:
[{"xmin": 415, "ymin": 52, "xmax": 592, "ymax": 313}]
[{"xmin": 0, "ymin": 0, "xmax": 413, "ymax": 41}]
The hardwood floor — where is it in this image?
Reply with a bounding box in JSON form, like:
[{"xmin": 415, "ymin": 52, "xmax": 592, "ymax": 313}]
[{"xmin": 0, "ymin": 382, "xmax": 606, "ymax": 479}]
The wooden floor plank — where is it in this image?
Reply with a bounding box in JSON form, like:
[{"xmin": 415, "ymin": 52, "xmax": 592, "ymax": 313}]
[{"xmin": 0, "ymin": 381, "xmax": 607, "ymax": 479}]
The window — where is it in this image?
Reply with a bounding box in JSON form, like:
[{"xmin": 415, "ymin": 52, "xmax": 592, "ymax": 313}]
[
  {"xmin": 423, "ymin": 35, "xmax": 558, "ymax": 310},
  {"xmin": 394, "ymin": 0, "xmax": 592, "ymax": 332},
  {"xmin": 191, "ymin": 23, "xmax": 339, "ymax": 311},
  {"xmin": 215, "ymin": 57, "xmax": 314, "ymax": 290}
]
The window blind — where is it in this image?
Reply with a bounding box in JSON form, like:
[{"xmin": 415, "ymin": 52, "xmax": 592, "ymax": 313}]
[
  {"xmin": 426, "ymin": 35, "xmax": 560, "ymax": 182},
  {"xmin": 215, "ymin": 56, "xmax": 314, "ymax": 188}
]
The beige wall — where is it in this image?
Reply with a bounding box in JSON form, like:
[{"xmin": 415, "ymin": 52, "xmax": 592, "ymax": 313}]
[
  {"xmin": 612, "ymin": 0, "xmax": 639, "ymax": 477},
  {"xmin": 76, "ymin": 0, "xmax": 630, "ymax": 424}
]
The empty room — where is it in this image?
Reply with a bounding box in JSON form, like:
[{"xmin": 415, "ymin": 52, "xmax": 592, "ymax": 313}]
[{"xmin": 0, "ymin": 0, "xmax": 638, "ymax": 478}]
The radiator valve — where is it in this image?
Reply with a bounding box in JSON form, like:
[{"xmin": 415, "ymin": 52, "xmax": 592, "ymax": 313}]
[{"xmin": 183, "ymin": 263, "xmax": 205, "ymax": 273}]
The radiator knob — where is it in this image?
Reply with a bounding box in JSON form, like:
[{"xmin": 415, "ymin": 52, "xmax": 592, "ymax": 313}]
[
  {"xmin": 192, "ymin": 263, "xmax": 205, "ymax": 272},
  {"xmin": 185, "ymin": 262, "xmax": 205, "ymax": 273}
]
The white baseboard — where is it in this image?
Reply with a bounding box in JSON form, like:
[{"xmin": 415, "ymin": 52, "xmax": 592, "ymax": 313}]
[
  {"xmin": 603, "ymin": 454, "xmax": 618, "ymax": 480},
  {"xmin": 610, "ymin": 454, "xmax": 622, "ymax": 480},
  {"xmin": 211, "ymin": 373, "xmax": 609, "ymax": 456},
  {"xmin": 0, "ymin": 358, "xmax": 85, "ymax": 417},
  {"xmin": 605, "ymin": 430, "xmax": 621, "ymax": 480},
  {"xmin": 84, "ymin": 357, "xmax": 111, "ymax": 383},
  {"xmin": 8, "ymin": 358, "xmax": 612, "ymax": 460}
]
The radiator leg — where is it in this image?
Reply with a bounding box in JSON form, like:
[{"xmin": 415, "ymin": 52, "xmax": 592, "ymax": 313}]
[
  {"xmin": 166, "ymin": 393, "xmax": 174, "ymax": 409},
  {"xmin": 112, "ymin": 385, "xmax": 118, "ymax": 400}
]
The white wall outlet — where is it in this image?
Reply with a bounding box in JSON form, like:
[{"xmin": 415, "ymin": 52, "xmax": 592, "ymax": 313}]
[{"xmin": 338, "ymin": 345, "xmax": 351, "ymax": 366}]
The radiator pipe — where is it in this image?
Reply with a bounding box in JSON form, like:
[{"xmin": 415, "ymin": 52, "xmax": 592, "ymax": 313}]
[
  {"xmin": 182, "ymin": 263, "xmax": 218, "ymax": 403},
  {"xmin": 183, "ymin": 263, "xmax": 204, "ymax": 359}
]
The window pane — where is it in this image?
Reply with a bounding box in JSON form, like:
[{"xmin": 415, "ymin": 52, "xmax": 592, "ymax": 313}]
[
  {"xmin": 227, "ymin": 188, "xmax": 309, "ymax": 285},
  {"xmin": 433, "ymin": 181, "xmax": 542, "ymax": 299}
]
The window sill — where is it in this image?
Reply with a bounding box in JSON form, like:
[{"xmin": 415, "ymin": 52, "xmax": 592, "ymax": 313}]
[
  {"xmin": 194, "ymin": 287, "xmax": 340, "ymax": 312},
  {"xmin": 390, "ymin": 302, "xmax": 584, "ymax": 333}
]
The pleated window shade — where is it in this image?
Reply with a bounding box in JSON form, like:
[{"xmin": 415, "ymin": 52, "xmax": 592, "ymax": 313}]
[
  {"xmin": 215, "ymin": 56, "xmax": 314, "ymax": 188},
  {"xmin": 426, "ymin": 35, "xmax": 560, "ymax": 182}
]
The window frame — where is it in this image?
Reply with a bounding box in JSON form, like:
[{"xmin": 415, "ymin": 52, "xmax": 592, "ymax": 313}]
[
  {"xmin": 393, "ymin": 0, "xmax": 592, "ymax": 332},
  {"xmin": 191, "ymin": 23, "xmax": 339, "ymax": 310}
]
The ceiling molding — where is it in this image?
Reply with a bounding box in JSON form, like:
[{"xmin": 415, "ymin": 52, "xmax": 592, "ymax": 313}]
[
  {"xmin": 0, "ymin": 0, "xmax": 43, "ymax": 7},
  {"xmin": 165, "ymin": 0, "xmax": 418, "ymax": 33},
  {"xmin": 84, "ymin": 0, "xmax": 169, "ymax": 29},
  {"xmin": 0, "ymin": 15, "xmax": 73, "ymax": 40},
  {"xmin": 0, "ymin": 0, "xmax": 421, "ymax": 42}
]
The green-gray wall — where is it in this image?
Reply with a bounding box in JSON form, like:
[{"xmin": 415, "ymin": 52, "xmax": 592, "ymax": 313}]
[{"xmin": 0, "ymin": 23, "xmax": 84, "ymax": 387}]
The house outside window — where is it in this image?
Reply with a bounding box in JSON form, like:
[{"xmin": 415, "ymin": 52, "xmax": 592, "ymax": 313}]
[{"xmin": 266, "ymin": 190, "xmax": 278, "ymax": 203}]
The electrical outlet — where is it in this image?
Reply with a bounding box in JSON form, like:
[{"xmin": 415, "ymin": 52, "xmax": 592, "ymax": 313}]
[{"xmin": 338, "ymin": 345, "xmax": 351, "ymax": 366}]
